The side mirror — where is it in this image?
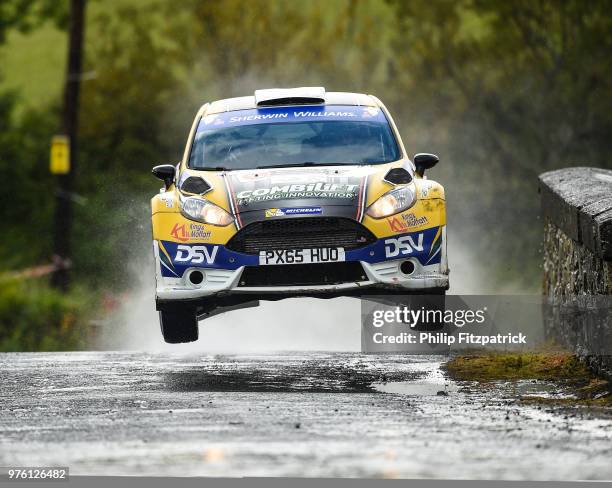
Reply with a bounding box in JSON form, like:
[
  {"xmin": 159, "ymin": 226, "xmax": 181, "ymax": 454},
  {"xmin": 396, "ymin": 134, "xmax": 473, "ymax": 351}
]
[
  {"xmin": 152, "ymin": 164, "xmax": 176, "ymax": 189},
  {"xmin": 413, "ymin": 153, "xmax": 439, "ymax": 177}
]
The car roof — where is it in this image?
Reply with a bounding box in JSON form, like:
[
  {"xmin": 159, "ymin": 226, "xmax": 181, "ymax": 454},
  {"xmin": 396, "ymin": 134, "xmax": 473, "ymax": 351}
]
[{"xmin": 203, "ymin": 90, "xmax": 379, "ymax": 115}]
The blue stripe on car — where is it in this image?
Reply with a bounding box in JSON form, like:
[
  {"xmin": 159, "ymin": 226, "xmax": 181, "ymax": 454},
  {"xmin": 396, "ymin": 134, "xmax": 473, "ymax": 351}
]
[{"xmin": 159, "ymin": 226, "xmax": 442, "ymax": 278}]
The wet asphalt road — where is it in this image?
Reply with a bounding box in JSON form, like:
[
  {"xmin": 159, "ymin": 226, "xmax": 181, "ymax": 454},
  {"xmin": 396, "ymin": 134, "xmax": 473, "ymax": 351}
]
[{"xmin": 1, "ymin": 352, "xmax": 612, "ymax": 479}]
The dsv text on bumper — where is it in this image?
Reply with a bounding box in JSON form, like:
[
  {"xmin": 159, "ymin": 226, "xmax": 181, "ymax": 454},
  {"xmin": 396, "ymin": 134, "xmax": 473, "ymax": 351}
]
[{"xmin": 372, "ymin": 332, "xmax": 528, "ymax": 345}]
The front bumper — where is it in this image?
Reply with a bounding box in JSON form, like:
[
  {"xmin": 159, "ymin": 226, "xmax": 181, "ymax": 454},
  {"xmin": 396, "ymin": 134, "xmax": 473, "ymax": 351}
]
[{"xmin": 154, "ymin": 242, "xmax": 449, "ymax": 302}]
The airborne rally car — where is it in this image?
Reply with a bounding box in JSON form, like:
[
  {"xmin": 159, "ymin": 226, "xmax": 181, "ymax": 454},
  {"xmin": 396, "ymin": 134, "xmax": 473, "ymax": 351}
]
[{"xmin": 151, "ymin": 87, "xmax": 448, "ymax": 343}]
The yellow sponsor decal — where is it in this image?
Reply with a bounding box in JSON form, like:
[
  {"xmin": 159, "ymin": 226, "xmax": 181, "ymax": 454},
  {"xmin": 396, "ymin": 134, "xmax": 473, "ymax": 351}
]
[
  {"xmin": 387, "ymin": 213, "xmax": 429, "ymax": 232},
  {"xmin": 363, "ymin": 199, "xmax": 446, "ymax": 238},
  {"xmin": 169, "ymin": 222, "xmax": 212, "ymax": 242},
  {"xmin": 265, "ymin": 208, "xmax": 283, "ymax": 218},
  {"xmin": 152, "ymin": 212, "xmax": 236, "ymax": 244}
]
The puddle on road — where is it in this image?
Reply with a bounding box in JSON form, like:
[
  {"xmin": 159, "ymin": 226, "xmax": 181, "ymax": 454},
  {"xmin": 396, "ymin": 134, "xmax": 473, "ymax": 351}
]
[
  {"xmin": 373, "ymin": 361, "xmax": 458, "ymax": 396},
  {"xmin": 373, "ymin": 381, "xmax": 458, "ymax": 396},
  {"xmin": 162, "ymin": 356, "xmax": 427, "ymax": 393},
  {"xmin": 506, "ymin": 379, "xmax": 579, "ymax": 399}
]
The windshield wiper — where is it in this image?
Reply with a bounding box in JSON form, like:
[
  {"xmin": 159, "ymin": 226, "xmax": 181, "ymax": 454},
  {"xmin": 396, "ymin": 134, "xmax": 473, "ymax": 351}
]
[
  {"xmin": 198, "ymin": 166, "xmax": 232, "ymax": 171},
  {"xmin": 255, "ymin": 162, "xmax": 350, "ymax": 169}
]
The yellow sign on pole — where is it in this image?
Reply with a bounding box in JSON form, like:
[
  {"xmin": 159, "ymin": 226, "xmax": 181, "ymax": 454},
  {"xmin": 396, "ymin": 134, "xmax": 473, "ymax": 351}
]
[{"xmin": 50, "ymin": 135, "xmax": 70, "ymax": 174}]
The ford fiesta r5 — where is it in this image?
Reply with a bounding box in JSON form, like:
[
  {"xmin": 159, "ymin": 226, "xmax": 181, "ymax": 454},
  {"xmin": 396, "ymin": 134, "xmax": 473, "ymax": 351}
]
[{"xmin": 151, "ymin": 87, "xmax": 448, "ymax": 343}]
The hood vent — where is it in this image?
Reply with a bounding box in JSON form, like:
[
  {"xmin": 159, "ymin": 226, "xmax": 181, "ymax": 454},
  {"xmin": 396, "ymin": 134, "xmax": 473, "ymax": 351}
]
[
  {"xmin": 181, "ymin": 176, "xmax": 212, "ymax": 195},
  {"xmin": 383, "ymin": 167, "xmax": 413, "ymax": 185}
]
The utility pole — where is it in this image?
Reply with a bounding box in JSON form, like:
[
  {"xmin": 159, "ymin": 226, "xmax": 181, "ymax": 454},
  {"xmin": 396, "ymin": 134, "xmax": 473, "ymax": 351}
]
[{"xmin": 51, "ymin": 0, "xmax": 86, "ymax": 291}]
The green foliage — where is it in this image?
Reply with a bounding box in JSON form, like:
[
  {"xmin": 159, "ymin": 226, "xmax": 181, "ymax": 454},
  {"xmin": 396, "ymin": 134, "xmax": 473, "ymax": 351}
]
[
  {"xmin": 0, "ymin": 0, "xmax": 68, "ymax": 43},
  {"xmin": 387, "ymin": 0, "xmax": 612, "ymax": 288},
  {"xmin": 0, "ymin": 280, "xmax": 93, "ymax": 351},
  {"xmin": 0, "ymin": 91, "xmax": 58, "ymax": 269}
]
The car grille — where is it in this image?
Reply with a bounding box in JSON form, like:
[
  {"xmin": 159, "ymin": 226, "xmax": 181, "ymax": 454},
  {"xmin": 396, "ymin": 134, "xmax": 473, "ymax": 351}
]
[
  {"xmin": 226, "ymin": 217, "xmax": 376, "ymax": 254},
  {"xmin": 238, "ymin": 262, "xmax": 367, "ymax": 287}
]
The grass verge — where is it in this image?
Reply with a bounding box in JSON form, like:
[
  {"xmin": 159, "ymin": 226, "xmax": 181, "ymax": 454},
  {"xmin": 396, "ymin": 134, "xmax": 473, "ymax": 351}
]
[
  {"xmin": 0, "ymin": 280, "xmax": 96, "ymax": 351},
  {"xmin": 444, "ymin": 351, "xmax": 590, "ymax": 382},
  {"xmin": 444, "ymin": 351, "xmax": 611, "ymax": 407}
]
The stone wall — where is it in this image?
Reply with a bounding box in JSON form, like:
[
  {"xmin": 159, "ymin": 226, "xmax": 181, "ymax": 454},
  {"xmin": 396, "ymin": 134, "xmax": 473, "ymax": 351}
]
[
  {"xmin": 543, "ymin": 222, "xmax": 612, "ymax": 297},
  {"xmin": 540, "ymin": 167, "xmax": 612, "ymax": 379}
]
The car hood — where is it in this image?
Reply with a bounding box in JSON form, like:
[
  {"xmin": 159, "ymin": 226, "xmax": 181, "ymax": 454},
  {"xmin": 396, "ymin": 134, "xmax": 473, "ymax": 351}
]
[
  {"xmin": 183, "ymin": 162, "xmax": 412, "ymax": 228},
  {"xmin": 222, "ymin": 165, "xmax": 378, "ymax": 227}
]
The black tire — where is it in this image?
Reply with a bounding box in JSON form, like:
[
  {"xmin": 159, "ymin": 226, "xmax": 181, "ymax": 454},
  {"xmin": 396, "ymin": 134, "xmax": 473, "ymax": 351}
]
[{"xmin": 159, "ymin": 310, "xmax": 199, "ymax": 343}]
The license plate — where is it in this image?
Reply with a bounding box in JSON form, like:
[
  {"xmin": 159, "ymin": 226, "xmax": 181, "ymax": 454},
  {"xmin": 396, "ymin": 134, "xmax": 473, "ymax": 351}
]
[{"xmin": 259, "ymin": 248, "xmax": 345, "ymax": 265}]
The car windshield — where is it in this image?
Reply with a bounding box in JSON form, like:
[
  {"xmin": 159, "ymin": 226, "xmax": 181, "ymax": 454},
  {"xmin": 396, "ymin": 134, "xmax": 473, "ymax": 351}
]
[{"xmin": 188, "ymin": 105, "xmax": 400, "ymax": 170}]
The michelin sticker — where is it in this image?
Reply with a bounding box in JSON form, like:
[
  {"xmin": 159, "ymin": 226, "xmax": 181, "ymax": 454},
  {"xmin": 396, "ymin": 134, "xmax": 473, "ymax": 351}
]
[{"xmin": 265, "ymin": 207, "xmax": 322, "ymax": 218}]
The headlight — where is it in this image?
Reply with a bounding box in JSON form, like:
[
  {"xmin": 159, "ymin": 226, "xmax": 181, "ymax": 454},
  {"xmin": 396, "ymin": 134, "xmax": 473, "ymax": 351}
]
[
  {"xmin": 366, "ymin": 185, "xmax": 416, "ymax": 219},
  {"xmin": 180, "ymin": 197, "xmax": 234, "ymax": 226}
]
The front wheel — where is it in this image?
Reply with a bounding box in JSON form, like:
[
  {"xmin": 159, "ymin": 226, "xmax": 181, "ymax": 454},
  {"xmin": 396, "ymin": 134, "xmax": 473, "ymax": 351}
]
[{"xmin": 159, "ymin": 310, "xmax": 199, "ymax": 343}]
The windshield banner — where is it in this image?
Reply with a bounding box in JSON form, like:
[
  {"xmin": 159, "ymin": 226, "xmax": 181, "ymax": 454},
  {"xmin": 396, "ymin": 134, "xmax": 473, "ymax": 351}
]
[{"xmin": 197, "ymin": 105, "xmax": 388, "ymax": 131}]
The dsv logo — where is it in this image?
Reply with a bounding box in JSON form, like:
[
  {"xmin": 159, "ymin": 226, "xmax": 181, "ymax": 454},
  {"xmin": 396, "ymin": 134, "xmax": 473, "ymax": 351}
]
[
  {"xmin": 384, "ymin": 234, "xmax": 424, "ymax": 258},
  {"xmin": 174, "ymin": 245, "xmax": 219, "ymax": 264}
]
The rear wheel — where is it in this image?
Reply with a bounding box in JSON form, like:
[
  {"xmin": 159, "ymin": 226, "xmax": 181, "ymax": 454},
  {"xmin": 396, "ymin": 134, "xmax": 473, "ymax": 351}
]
[{"xmin": 159, "ymin": 310, "xmax": 199, "ymax": 343}]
